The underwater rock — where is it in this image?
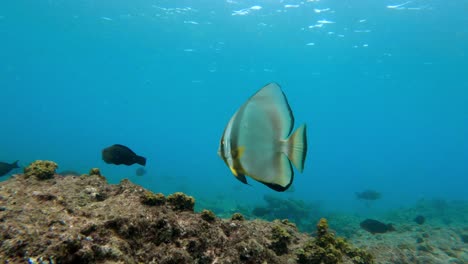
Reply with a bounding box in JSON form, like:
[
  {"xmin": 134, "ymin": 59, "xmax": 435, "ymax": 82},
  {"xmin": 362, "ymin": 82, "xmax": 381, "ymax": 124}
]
[
  {"xmin": 88, "ymin": 168, "xmax": 102, "ymax": 177},
  {"xmin": 141, "ymin": 191, "xmax": 166, "ymax": 206},
  {"xmin": 58, "ymin": 170, "xmax": 81, "ymax": 176},
  {"xmin": 200, "ymin": 209, "xmax": 216, "ymax": 222},
  {"xmin": 414, "ymin": 215, "xmax": 425, "ymax": 225},
  {"xmin": 297, "ymin": 218, "xmax": 374, "ymax": 264},
  {"xmin": 360, "ymin": 219, "xmax": 395, "ymax": 234},
  {"xmin": 253, "ymin": 194, "xmax": 320, "ymax": 231},
  {"xmin": 270, "ymin": 223, "xmax": 292, "ymax": 255},
  {"xmin": 167, "ymin": 192, "xmax": 195, "ymax": 211},
  {"xmin": 0, "ymin": 169, "xmax": 375, "ymax": 264},
  {"xmin": 24, "ymin": 160, "xmax": 58, "ymax": 180},
  {"xmin": 231, "ymin": 213, "xmax": 245, "ymax": 221}
]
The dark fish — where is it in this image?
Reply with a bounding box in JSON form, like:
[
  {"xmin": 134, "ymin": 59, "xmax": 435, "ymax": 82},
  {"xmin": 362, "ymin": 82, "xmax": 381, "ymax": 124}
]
[
  {"xmin": 360, "ymin": 219, "xmax": 395, "ymax": 234},
  {"xmin": 0, "ymin": 160, "xmax": 19, "ymax": 177},
  {"xmin": 355, "ymin": 190, "xmax": 381, "ymax": 201},
  {"xmin": 414, "ymin": 215, "xmax": 425, "ymax": 225},
  {"xmin": 252, "ymin": 207, "xmax": 270, "ymax": 217},
  {"xmin": 102, "ymin": 144, "xmax": 146, "ymax": 166},
  {"xmin": 136, "ymin": 167, "xmax": 146, "ymax": 176}
]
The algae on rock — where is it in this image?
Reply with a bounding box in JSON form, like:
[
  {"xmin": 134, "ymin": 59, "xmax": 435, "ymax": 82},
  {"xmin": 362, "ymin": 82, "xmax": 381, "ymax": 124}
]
[
  {"xmin": 270, "ymin": 224, "xmax": 292, "ymax": 255},
  {"xmin": 24, "ymin": 160, "xmax": 58, "ymax": 180},
  {"xmin": 141, "ymin": 191, "xmax": 166, "ymax": 206},
  {"xmin": 200, "ymin": 209, "xmax": 217, "ymax": 222},
  {"xmin": 231, "ymin": 212, "xmax": 245, "ymax": 221},
  {"xmin": 297, "ymin": 218, "xmax": 374, "ymax": 264},
  {"xmin": 167, "ymin": 192, "xmax": 195, "ymax": 211}
]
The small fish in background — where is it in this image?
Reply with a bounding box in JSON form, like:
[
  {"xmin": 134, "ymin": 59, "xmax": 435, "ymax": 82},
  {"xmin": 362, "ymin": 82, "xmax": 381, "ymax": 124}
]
[
  {"xmin": 355, "ymin": 190, "xmax": 381, "ymax": 201},
  {"xmin": 218, "ymin": 83, "xmax": 307, "ymax": 192},
  {"xmin": 102, "ymin": 144, "xmax": 146, "ymax": 166},
  {"xmin": 136, "ymin": 167, "xmax": 146, "ymax": 176},
  {"xmin": 58, "ymin": 170, "xmax": 81, "ymax": 176},
  {"xmin": 0, "ymin": 160, "xmax": 19, "ymax": 177},
  {"xmin": 414, "ymin": 215, "xmax": 425, "ymax": 225},
  {"xmin": 360, "ymin": 219, "xmax": 395, "ymax": 234}
]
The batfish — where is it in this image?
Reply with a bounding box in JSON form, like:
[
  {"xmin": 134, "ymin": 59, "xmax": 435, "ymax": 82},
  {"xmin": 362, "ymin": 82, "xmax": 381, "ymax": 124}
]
[{"xmin": 218, "ymin": 83, "xmax": 307, "ymax": 192}]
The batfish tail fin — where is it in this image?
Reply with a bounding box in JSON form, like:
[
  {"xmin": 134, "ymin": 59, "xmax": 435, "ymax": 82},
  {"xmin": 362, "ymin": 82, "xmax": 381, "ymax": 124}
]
[
  {"xmin": 136, "ymin": 156, "xmax": 146, "ymax": 166},
  {"xmin": 286, "ymin": 124, "xmax": 307, "ymax": 172}
]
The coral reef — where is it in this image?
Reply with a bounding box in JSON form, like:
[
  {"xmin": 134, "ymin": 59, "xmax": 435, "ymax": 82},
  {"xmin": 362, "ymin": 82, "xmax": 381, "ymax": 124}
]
[
  {"xmin": 252, "ymin": 194, "xmax": 321, "ymax": 231},
  {"xmin": 1, "ymin": 170, "xmax": 374, "ymax": 263},
  {"xmin": 141, "ymin": 191, "xmax": 166, "ymax": 206},
  {"xmin": 342, "ymin": 198, "xmax": 468, "ymax": 264},
  {"xmin": 88, "ymin": 168, "xmax": 102, "ymax": 177},
  {"xmin": 231, "ymin": 212, "xmax": 245, "ymax": 221},
  {"xmin": 270, "ymin": 222, "xmax": 293, "ymax": 255},
  {"xmin": 24, "ymin": 160, "xmax": 58, "ymax": 180},
  {"xmin": 166, "ymin": 192, "xmax": 195, "ymax": 211},
  {"xmin": 200, "ymin": 209, "xmax": 216, "ymax": 222},
  {"xmin": 2, "ymin": 162, "xmax": 466, "ymax": 263},
  {"xmin": 297, "ymin": 218, "xmax": 374, "ymax": 264}
]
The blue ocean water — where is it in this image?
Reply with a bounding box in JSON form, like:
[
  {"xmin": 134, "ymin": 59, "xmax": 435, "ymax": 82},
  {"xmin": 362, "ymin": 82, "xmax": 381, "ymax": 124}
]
[{"xmin": 1, "ymin": 0, "xmax": 467, "ymax": 215}]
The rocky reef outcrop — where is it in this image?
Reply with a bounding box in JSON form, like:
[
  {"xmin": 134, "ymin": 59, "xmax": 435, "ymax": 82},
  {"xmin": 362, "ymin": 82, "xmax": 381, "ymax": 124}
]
[{"xmin": 0, "ymin": 161, "xmax": 373, "ymax": 264}]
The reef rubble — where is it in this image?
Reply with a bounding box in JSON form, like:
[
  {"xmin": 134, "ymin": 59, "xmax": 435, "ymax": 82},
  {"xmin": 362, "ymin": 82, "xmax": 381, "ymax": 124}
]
[{"xmin": 0, "ymin": 163, "xmax": 373, "ymax": 264}]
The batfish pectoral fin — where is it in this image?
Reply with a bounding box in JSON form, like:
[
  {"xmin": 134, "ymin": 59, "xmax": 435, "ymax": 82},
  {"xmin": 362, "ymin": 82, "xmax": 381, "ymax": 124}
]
[
  {"xmin": 229, "ymin": 164, "xmax": 248, "ymax": 184},
  {"xmin": 234, "ymin": 173, "xmax": 248, "ymax": 185},
  {"xmin": 229, "ymin": 166, "xmax": 239, "ymax": 177},
  {"xmin": 285, "ymin": 123, "xmax": 307, "ymax": 172}
]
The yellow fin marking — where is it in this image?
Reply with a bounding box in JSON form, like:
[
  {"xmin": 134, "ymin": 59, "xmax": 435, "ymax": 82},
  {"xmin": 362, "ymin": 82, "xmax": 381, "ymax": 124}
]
[
  {"xmin": 229, "ymin": 146, "xmax": 246, "ymax": 177},
  {"xmin": 235, "ymin": 146, "xmax": 245, "ymax": 159},
  {"xmin": 229, "ymin": 166, "xmax": 238, "ymax": 176}
]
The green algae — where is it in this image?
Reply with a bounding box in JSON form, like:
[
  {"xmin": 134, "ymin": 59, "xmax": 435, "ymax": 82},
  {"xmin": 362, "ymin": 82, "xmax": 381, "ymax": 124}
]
[
  {"xmin": 231, "ymin": 213, "xmax": 245, "ymax": 221},
  {"xmin": 280, "ymin": 219, "xmax": 298, "ymax": 230},
  {"xmin": 141, "ymin": 191, "xmax": 166, "ymax": 206},
  {"xmin": 167, "ymin": 192, "xmax": 195, "ymax": 211},
  {"xmin": 297, "ymin": 218, "xmax": 374, "ymax": 264},
  {"xmin": 89, "ymin": 168, "xmax": 102, "ymax": 176},
  {"xmin": 24, "ymin": 160, "xmax": 58, "ymax": 180},
  {"xmin": 200, "ymin": 209, "xmax": 216, "ymax": 222},
  {"xmin": 270, "ymin": 224, "xmax": 292, "ymax": 255}
]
